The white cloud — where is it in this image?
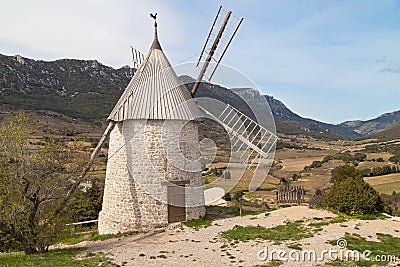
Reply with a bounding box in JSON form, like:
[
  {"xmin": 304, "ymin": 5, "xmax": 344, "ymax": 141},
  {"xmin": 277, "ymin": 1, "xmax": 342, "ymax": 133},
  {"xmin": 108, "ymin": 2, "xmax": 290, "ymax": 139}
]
[{"xmin": 0, "ymin": 0, "xmax": 185, "ymax": 67}]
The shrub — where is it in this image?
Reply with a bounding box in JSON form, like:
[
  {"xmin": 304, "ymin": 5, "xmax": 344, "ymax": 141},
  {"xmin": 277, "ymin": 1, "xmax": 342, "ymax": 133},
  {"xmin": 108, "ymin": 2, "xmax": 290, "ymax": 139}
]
[
  {"xmin": 222, "ymin": 192, "xmax": 232, "ymax": 201},
  {"xmin": 353, "ymin": 152, "xmax": 367, "ymax": 162},
  {"xmin": 327, "ymin": 165, "xmax": 392, "ymax": 215},
  {"xmin": 232, "ymin": 191, "xmax": 244, "ymax": 201},
  {"xmin": 310, "ymin": 161, "xmax": 323, "ymax": 168},
  {"xmin": 308, "ymin": 194, "xmax": 327, "ymax": 208},
  {"xmin": 389, "ymin": 155, "xmax": 400, "ymax": 163},
  {"xmin": 292, "ymin": 173, "xmax": 301, "ymax": 181}
]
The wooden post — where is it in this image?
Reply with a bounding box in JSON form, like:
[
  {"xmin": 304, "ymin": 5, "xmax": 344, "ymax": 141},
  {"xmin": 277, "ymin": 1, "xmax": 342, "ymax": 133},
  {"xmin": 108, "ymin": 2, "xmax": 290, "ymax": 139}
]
[{"xmin": 239, "ymin": 197, "xmax": 243, "ymax": 217}]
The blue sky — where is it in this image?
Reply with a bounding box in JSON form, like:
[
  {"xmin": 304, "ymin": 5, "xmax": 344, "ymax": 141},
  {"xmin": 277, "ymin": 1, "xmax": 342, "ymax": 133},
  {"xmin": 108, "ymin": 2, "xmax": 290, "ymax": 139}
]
[{"xmin": 1, "ymin": 0, "xmax": 399, "ymax": 124}]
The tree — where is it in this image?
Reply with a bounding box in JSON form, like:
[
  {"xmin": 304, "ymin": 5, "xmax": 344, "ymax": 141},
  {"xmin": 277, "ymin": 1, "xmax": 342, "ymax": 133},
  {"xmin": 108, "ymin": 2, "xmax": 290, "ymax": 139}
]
[
  {"xmin": 330, "ymin": 164, "xmax": 363, "ymax": 183},
  {"xmin": 377, "ymin": 157, "xmax": 385, "ymax": 162},
  {"xmin": 353, "ymin": 152, "xmax": 367, "ymax": 162},
  {"xmin": 327, "ymin": 165, "xmax": 391, "ymax": 215},
  {"xmin": 0, "ymin": 114, "xmax": 89, "ymax": 254},
  {"xmin": 389, "ymin": 155, "xmax": 400, "ymax": 163},
  {"xmin": 67, "ymin": 181, "xmax": 103, "ymax": 222}
]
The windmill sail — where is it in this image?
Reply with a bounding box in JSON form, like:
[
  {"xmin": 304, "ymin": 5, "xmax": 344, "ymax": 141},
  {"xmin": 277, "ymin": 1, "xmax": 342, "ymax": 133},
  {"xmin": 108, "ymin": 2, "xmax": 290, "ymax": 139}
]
[
  {"xmin": 198, "ymin": 103, "xmax": 277, "ymax": 173},
  {"xmin": 191, "ymin": 6, "xmax": 243, "ymax": 96},
  {"xmin": 192, "ymin": 6, "xmax": 276, "ymax": 175},
  {"xmin": 130, "ymin": 46, "xmax": 145, "ymax": 69}
]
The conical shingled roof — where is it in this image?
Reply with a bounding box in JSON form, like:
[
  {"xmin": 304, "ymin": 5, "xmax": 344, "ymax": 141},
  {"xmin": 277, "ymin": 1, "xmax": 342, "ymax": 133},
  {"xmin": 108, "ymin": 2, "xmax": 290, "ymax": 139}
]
[{"xmin": 108, "ymin": 22, "xmax": 200, "ymax": 121}]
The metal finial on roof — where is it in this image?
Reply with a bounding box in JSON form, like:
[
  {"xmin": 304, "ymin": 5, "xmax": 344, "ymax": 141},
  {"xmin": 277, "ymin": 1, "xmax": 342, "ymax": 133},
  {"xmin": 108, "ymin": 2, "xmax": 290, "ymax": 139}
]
[{"xmin": 150, "ymin": 13, "xmax": 161, "ymax": 50}]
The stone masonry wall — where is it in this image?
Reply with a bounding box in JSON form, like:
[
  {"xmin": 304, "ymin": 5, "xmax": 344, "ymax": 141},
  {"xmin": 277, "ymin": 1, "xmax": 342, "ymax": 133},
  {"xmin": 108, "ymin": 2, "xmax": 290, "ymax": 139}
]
[{"xmin": 98, "ymin": 120, "xmax": 205, "ymax": 235}]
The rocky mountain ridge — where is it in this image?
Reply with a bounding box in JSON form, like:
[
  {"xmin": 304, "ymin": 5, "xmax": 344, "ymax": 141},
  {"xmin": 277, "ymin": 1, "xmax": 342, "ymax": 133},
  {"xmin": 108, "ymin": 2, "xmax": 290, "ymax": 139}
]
[{"xmin": 1, "ymin": 53, "xmax": 399, "ymax": 139}]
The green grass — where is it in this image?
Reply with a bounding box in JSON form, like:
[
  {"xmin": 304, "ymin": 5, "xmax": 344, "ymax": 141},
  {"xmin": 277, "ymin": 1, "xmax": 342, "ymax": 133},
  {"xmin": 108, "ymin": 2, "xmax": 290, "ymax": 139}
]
[
  {"xmin": 220, "ymin": 220, "xmax": 314, "ymax": 244},
  {"xmin": 87, "ymin": 170, "xmax": 106, "ymax": 175},
  {"xmin": 61, "ymin": 230, "xmax": 139, "ymax": 245},
  {"xmin": 254, "ymin": 260, "xmax": 283, "ymax": 266},
  {"xmin": 325, "ymin": 212, "xmax": 385, "ymax": 225},
  {"xmin": 308, "ymin": 221, "xmax": 330, "ymax": 231},
  {"xmin": 287, "ymin": 243, "xmax": 302, "ymax": 250},
  {"xmin": 0, "ymin": 248, "xmax": 115, "ymax": 267},
  {"xmin": 183, "ymin": 218, "xmax": 212, "ymax": 230},
  {"xmin": 353, "ymin": 213, "xmax": 386, "ymax": 220},
  {"xmin": 328, "ymin": 233, "xmax": 400, "ymax": 266},
  {"xmin": 202, "ymin": 173, "xmax": 219, "ymax": 185}
]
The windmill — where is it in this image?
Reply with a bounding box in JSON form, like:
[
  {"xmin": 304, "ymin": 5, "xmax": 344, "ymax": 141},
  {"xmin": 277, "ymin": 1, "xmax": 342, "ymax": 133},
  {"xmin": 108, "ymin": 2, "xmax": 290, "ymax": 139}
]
[{"xmin": 76, "ymin": 6, "xmax": 277, "ymax": 234}]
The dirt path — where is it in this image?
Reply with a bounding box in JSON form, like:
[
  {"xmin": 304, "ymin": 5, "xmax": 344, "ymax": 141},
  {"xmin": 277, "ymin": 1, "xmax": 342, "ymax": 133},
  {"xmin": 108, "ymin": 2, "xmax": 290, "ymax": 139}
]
[{"xmin": 73, "ymin": 206, "xmax": 400, "ymax": 266}]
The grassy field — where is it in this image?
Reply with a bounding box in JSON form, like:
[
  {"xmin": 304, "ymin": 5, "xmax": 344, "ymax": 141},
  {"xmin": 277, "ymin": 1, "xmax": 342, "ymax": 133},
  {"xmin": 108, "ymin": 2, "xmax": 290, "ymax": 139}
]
[
  {"xmin": 327, "ymin": 233, "xmax": 400, "ymax": 267},
  {"xmin": 0, "ymin": 248, "xmax": 115, "ymax": 267},
  {"xmin": 373, "ymin": 181, "xmax": 400, "ymax": 195},
  {"xmin": 364, "ymin": 173, "xmax": 400, "ymax": 216},
  {"xmin": 366, "ymin": 152, "xmax": 394, "ymax": 161},
  {"xmin": 364, "ymin": 173, "xmax": 400, "ymax": 186},
  {"xmin": 364, "ymin": 173, "xmax": 400, "ymax": 194},
  {"xmin": 281, "ymin": 157, "xmax": 325, "ymax": 172}
]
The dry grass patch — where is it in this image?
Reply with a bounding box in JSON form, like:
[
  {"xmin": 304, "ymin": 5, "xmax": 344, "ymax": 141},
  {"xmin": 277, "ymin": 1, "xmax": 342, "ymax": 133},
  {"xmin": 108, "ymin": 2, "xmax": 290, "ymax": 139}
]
[{"xmin": 364, "ymin": 173, "xmax": 400, "ymax": 186}]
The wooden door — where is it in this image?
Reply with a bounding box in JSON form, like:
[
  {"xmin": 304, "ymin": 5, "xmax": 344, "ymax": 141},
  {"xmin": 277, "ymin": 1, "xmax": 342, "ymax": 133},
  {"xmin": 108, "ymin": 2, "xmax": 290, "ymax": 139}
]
[{"xmin": 167, "ymin": 185, "xmax": 186, "ymax": 223}]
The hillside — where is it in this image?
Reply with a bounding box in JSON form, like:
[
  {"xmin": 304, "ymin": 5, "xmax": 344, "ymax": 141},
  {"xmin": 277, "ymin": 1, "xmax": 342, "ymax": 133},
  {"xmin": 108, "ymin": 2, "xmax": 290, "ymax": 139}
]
[
  {"xmin": 0, "ymin": 54, "xmax": 133, "ymax": 121},
  {"xmin": 369, "ymin": 123, "xmax": 400, "ymax": 141},
  {"xmin": 173, "ymin": 77, "xmax": 360, "ymax": 139},
  {"xmin": 0, "ymin": 53, "xmax": 398, "ymax": 139},
  {"xmin": 340, "ymin": 110, "xmax": 400, "ymax": 136}
]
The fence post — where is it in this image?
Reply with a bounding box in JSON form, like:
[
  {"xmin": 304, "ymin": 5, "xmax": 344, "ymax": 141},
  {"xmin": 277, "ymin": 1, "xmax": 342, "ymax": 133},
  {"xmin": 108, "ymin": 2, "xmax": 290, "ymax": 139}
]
[{"xmin": 239, "ymin": 197, "xmax": 243, "ymax": 217}]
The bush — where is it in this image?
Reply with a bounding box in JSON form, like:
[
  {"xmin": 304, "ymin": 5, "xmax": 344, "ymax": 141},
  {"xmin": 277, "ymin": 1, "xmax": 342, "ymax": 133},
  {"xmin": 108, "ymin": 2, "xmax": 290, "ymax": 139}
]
[
  {"xmin": 322, "ymin": 152, "xmax": 367, "ymax": 165},
  {"xmin": 308, "ymin": 194, "xmax": 327, "ymax": 208},
  {"xmin": 292, "ymin": 173, "xmax": 301, "ymax": 181},
  {"xmin": 310, "ymin": 161, "xmax": 323, "ymax": 168},
  {"xmin": 304, "ymin": 160, "xmax": 323, "ymax": 171},
  {"xmin": 327, "ymin": 165, "xmax": 391, "ymax": 215},
  {"xmin": 66, "ymin": 181, "xmax": 104, "ymax": 222},
  {"xmin": 222, "ymin": 192, "xmax": 232, "ymax": 201},
  {"xmin": 233, "ymin": 191, "xmax": 244, "ymax": 201},
  {"xmin": 362, "ymin": 165, "xmax": 400, "ymax": 177},
  {"xmin": 389, "ymin": 155, "xmax": 400, "ymax": 163},
  {"xmin": 353, "ymin": 152, "xmax": 367, "ymax": 162}
]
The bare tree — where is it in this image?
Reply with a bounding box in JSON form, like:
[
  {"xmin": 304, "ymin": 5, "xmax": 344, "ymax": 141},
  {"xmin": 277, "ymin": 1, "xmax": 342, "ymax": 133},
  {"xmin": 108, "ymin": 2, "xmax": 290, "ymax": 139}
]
[{"xmin": 0, "ymin": 114, "xmax": 89, "ymax": 254}]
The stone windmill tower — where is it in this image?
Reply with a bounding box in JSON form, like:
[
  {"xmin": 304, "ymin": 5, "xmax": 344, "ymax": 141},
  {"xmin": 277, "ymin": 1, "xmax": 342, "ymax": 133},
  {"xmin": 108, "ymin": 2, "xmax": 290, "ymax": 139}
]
[
  {"xmin": 98, "ymin": 15, "xmax": 206, "ymax": 234},
  {"xmin": 93, "ymin": 7, "xmax": 276, "ymax": 235}
]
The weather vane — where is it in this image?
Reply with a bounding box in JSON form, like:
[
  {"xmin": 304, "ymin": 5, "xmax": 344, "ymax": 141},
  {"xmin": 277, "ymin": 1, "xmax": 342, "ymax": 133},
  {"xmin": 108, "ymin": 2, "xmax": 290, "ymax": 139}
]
[{"xmin": 150, "ymin": 13, "xmax": 157, "ymax": 25}]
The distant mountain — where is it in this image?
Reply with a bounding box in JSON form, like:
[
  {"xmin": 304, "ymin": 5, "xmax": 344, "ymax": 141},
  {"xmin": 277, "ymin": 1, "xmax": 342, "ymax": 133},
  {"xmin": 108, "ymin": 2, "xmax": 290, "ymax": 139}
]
[
  {"xmin": 180, "ymin": 77, "xmax": 359, "ymax": 139},
  {"xmin": 0, "ymin": 53, "xmax": 398, "ymax": 140},
  {"xmin": 0, "ymin": 53, "xmax": 133, "ymax": 121},
  {"xmin": 340, "ymin": 110, "xmax": 400, "ymax": 136},
  {"xmin": 234, "ymin": 88, "xmax": 361, "ymax": 139}
]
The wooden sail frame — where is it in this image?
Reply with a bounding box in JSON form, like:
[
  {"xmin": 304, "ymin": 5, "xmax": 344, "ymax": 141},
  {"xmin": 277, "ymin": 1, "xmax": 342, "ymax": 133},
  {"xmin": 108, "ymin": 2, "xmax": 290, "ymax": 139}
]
[
  {"xmin": 191, "ymin": 6, "xmax": 243, "ymax": 96},
  {"xmin": 130, "ymin": 46, "xmax": 145, "ymax": 69}
]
